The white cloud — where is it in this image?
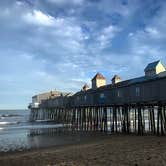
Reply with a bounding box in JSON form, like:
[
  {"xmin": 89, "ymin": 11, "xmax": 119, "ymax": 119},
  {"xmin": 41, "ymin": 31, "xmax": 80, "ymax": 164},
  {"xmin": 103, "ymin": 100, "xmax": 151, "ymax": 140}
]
[
  {"xmin": 128, "ymin": 32, "xmax": 134, "ymax": 37},
  {"xmin": 145, "ymin": 27, "xmax": 161, "ymax": 39},
  {"xmin": 1, "ymin": 0, "xmax": 166, "ymax": 109},
  {"xmin": 48, "ymin": 0, "xmax": 84, "ymax": 6},
  {"xmin": 97, "ymin": 25, "xmax": 120, "ymax": 49},
  {"xmin": 23, "ymin": 10, "xmax": 55, "ymax": 26},
  {"xmin": 16, "ymin": 1, "xmax": 24, "ymax": 6},
  {"xmin": 93, "ymin": 0, "xmax": 127, "ymax": 16}
]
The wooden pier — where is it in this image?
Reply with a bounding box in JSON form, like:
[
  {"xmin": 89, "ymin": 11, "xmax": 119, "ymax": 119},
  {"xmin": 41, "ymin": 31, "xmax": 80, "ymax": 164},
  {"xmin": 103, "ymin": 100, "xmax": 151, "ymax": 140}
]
[
  {"xmin": 30, "ymin": 103, "xmax": 166, "ymax": 136},
  {"xmin": 29, "ymin": 61, "xmax": 166, "ymax": 136}
]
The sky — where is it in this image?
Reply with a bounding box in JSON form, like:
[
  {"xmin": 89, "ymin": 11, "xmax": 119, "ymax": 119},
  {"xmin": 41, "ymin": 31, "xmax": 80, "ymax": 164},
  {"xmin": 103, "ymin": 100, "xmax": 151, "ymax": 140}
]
[{"xmin": 1, "ymin": 0, "xmax": 166, "ymax": 109}]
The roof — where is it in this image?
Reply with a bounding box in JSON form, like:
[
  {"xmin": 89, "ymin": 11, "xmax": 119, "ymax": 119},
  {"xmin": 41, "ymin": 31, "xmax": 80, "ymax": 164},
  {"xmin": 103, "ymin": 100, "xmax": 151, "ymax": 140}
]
[
  {"xmin": 83, "ymin": 83, "xmax": 89, "ymax": 89},
  {"xmin": 74, "ymin": 70, "xmax": 166, "ymax": 96},
  {"xmin": 92, "ymin": 72, "xmax": 105, "ymax": 80},
  {"xmin": 133, "ymin": 71, "xmax": 166, "ymax": 82},
  {"xmin": 32, "ymin": 90, "xmax": 69, "ymax": 98},
  {"xmin": 115, "ymin": 71, "xmax": 166, "ymax": 87},
  {"xmin": 144, "ymin": 60, "xmax": 165, "ymax": 71},
  {"xmin": 112, "ymin": 75, "xmax": 121, "ymax": 81}
]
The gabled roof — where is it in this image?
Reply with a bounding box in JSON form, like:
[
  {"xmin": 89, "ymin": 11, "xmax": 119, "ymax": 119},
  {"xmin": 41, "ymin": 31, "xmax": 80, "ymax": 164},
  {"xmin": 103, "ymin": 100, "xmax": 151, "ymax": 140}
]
[
  {"xmin": 83, "ymin": 83, "xmax": 89, "ymax": 89},
  {"xmin": 144, "ymin": 60, "xmax": 165, "ymax": 71},
  {"xmin": 92, "ymin": 72, "xmax": 105, "ymax": 80},
  {"xmin": 82, "ymin": 84, "xmax": 89, "ymax": 91},
  {"xmin": 112, "ymin": 75, "xmax": 121, "ymax": 81}
]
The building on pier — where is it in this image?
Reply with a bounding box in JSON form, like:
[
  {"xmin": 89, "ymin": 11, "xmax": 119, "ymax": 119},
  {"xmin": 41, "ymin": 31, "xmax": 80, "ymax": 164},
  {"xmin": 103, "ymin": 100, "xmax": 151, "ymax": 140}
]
[
  {"xmin": 29, "ymin": 60, "xmax": 166, "ymax": 135},
  {"xmin": 71, "ymin": 60, "xmax": 166, "ymax": 107},
  {"xmin": 28, "ymin": 90, "xmax": 71, "ymax": 109},
  {"xmin": 40, "ymin": 92, "xmax": 73, "ymax": 109},
  {"xmin": 30, "ymin": 60, "xmax": 166, "ymax": 108}
]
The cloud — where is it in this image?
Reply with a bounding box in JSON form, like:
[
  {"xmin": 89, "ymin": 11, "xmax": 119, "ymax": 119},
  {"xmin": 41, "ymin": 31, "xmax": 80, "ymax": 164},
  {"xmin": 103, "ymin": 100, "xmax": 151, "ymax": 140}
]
[
  {"xmin": 47, "ymin": 0, "xmax": 84, "ymax": 6},
  {"xmin": 23, "ymin": 10, "xmax": 55, "ymax": 26},
  {"xmin": 145, "ymin": 27, "xmax": 160, "ymax": 38},
  {"xmin": 97, "ymin": 25, "xmax": 121, "ymax": 49},
  {"xmin": 1, "ymin": 0, "xmax": 166, "ymax": 108}
]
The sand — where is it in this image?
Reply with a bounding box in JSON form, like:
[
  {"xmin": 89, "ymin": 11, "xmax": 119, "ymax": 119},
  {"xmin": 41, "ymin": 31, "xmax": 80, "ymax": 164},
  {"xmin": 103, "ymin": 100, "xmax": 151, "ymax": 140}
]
[{"xmin": 0, "ymin": 134, "xmax": 166, "ymax": 166}]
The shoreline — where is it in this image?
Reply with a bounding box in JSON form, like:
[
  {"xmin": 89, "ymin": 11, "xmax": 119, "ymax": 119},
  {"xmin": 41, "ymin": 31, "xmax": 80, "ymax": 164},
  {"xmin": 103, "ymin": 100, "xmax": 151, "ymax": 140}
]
[
  {"xmin": 0, "ymin": 130, "xmax": 110, "ymax": 155},
  {"xmin": 0, "ymin": 134, "xmax": 166, "ymax": 166}
]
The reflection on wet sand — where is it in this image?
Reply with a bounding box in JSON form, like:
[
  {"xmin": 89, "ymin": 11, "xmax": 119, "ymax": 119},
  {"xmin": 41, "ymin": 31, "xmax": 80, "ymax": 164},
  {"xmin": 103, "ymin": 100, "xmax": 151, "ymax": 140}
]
[
  {"xmin": 27, "ymin": 127, "xmax": 108, "ymax": 150},
  {"xmin": 0, "ymin": 125, "xmax": 108, "ymax": 153}
]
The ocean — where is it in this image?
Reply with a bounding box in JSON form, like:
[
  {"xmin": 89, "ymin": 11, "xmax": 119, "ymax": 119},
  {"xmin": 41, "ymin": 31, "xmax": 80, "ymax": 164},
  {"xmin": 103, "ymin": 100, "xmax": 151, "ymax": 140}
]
[
  {"xmin": 0, "ymin": 109, "xmax": 105, "ymax": 153},
  {"xmin": 0, "ymin": 109, "xmax": 65, "ymax": 152}
]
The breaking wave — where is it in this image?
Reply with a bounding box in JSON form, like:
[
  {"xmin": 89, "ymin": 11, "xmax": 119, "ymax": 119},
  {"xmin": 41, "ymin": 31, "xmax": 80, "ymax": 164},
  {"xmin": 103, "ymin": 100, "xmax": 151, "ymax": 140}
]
[
  {"xmin": 0, "ymin": 121, "xmax": 20, "ymax": 126},
  {"xmin": 0, "ymin": 114, "xmax": 22, "ymax": 118}
]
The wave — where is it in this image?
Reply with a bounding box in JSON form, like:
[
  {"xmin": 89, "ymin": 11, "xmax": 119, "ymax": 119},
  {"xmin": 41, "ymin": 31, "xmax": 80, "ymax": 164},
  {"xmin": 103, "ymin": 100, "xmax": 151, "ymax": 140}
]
[
  {"xmin": 0, "ymin": 117, "xmax": 5, "ymax": 120},
  {"xmin": 0, "ymin": 114, "xmax": 22, "ymax": 118},
  {"xmin": 0, "ymin": 121, "xmax": 20, "ymax": 125},
  {"xmin": 35, "ymin": 119, "xmax": 56, "ymax": 123},
  {"xmin": 0, "ymin": 123, "xmax": 63, "ymax": 131}
]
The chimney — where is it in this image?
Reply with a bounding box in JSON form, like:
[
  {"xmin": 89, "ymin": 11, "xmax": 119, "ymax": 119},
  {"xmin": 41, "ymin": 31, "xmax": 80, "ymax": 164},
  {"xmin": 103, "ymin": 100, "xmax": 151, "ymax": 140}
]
[
  {"xmin": 112, "ymin": 75, "xmax": 121, "ymax": 85},
  {"xmin": 91, "ymin": 72, "xmax": 106, "ymax": 89}
]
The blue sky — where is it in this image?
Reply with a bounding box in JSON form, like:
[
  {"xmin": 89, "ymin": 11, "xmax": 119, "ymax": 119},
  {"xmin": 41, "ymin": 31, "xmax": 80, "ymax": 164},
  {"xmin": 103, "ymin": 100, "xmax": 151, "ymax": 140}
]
[{"xmin": 1, "ymin": 0, "xmax": 166, "ymax": 109}]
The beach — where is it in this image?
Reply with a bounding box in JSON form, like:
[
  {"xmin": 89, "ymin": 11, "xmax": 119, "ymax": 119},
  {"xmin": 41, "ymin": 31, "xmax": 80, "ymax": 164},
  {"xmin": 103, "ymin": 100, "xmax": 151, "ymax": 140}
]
[{"xmin": 0, "ymin": 134, "xmax": 166, "ymax": 166}]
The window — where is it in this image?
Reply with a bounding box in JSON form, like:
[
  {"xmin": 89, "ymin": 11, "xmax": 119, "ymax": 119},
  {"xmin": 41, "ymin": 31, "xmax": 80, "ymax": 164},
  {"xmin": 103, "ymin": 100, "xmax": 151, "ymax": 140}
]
[
  {"xmin": 117, "ymin": 90, "xmax": 120, "ymax": 97},
  {"xmin": 99, "ymin": 93, "xmax": 106, "ymax": 104},
  {"xmin": 100, "ymin": 93, "xmax": 105, "ymax": 98},
  {"xmin": 117, "ymin": 90, "xmax": 122, "ymax": 97},
  {"xmin": 136, "ymin": 87, "xmax": 140, "ymax": 96},
  {"xmin": 84, "ymin": 95, "xmax": 87, "ymax": 101}
]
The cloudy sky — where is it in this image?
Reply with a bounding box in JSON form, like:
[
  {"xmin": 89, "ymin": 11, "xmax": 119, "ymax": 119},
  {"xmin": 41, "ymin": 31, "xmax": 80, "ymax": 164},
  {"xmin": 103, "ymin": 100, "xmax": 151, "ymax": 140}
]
[{"xmin": 1, "ymin": 0, "xmax": 166, "ymax": 109}]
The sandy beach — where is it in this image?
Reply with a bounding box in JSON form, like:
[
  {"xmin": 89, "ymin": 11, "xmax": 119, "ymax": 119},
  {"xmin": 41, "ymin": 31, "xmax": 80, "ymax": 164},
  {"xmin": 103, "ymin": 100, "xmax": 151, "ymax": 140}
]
[{"xmin": 0, "ymin": 134, "xmax": 166, "ymax": 166}]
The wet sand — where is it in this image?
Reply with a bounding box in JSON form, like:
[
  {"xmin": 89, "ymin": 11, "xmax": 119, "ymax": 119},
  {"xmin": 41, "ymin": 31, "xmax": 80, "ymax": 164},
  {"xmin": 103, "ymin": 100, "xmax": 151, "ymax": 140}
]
[{"xmin": 0, "ymin": 134, "xmax": 166, "ymax": 166}]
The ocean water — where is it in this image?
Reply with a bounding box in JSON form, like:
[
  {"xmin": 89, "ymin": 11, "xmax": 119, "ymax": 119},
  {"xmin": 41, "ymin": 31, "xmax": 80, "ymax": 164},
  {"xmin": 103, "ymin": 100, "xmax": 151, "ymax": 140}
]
[
  {"xmin": 0, "ymin": 109, "xmax": 66, "ymax": 152},
  {"xmin": 0, "ymin": 110, "xmax": 106, "ymax": 153}
]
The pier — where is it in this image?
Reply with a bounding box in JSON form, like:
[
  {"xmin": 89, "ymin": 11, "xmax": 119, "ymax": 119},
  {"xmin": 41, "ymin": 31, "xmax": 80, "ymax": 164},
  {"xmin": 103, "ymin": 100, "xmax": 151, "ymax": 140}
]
[{"xmin": 29, "ymin": 60, "xmax": 166, "ymax": 135}]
